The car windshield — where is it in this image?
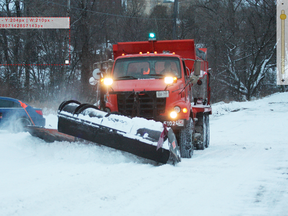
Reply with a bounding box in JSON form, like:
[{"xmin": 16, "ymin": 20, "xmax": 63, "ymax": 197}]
[{"xmin": 113, "ymin": 57, "xmax": 181, "ymax": 80}]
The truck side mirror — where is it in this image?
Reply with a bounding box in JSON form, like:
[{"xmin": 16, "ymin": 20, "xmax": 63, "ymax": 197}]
[
  {"xmin": 189, "ymin": 60, "xmax": 201, "ymax": 84},
  {"xmin": 107, "ymin": 59, "xmax": 114, "ymax": 69},
  {"xmin": 91, "ymin": 68, "xmax": 103, "ymax": 85},
  {"xmin": 194, "ymin": 60, "xmax": 201, "ymax": 76},
  {"xmin": 106, "ymin": 59, "xmax": 114, "ymax": 75},
  {"xmin": 89, "ymin": 77, "xmax": 97, "ymax": 86},
  {"xmin": 93, "ymin": 68, "xmax": 101, "ymax": 80}
]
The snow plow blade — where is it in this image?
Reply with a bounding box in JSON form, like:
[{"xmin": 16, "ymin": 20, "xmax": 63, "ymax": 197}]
[
  {"xmin": 26, "ymin": 126, "xmax": 76, "ymax": 143},
  {"xmin": 57, "ymin": 100, "xmax": 181, "ymax": 164}
]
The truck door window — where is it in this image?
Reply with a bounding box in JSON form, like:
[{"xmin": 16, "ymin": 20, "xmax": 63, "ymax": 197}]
[
  {"xmin": 113, "ymin": 60, "xmax": 127, "ymax": 78},
  {"xmin": 182, "ymin": 61, "xmax": 189, "ymax": 81}
]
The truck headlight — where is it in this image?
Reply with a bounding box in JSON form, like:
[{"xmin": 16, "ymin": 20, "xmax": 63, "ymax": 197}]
[
  {"xmin": 174, "ymin": 106, "xmax": 181, "ymax": 113},
  {"xmin": 103, "ymin": 78, "xmax": 113, "ymax": 86},
  {"xmin": 170, "ymin": 111, "xmax": 177, "ymax": 119},
  {"xmin": 164, "ymin": 76, "xmax": 177, "ymax": 84}
]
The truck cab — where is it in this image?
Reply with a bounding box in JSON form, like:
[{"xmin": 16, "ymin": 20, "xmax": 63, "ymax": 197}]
[{"xmin": 105, "ymin": 54, "xmax": 191, "ymax": 124}]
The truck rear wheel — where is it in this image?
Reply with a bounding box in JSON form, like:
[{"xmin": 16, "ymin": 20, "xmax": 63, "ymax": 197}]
[
  {"xmin": 194, "ymin": 113, "xmax": 210, "ymax": 150},
  {"xmin": 204, "ymin": 114, "xmax": 210, "ymax": 148},
  {"xmin": 178, "ymin": 118, "xmax": 193, "ymax": 158}
]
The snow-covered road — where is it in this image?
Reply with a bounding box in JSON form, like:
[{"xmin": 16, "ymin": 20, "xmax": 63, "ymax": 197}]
[{"xmin": 1, "ymin": 93, "xmax": 288, "ymax": 216}]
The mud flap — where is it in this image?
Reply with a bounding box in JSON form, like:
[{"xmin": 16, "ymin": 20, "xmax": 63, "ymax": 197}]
[{"xmin": 57, "ymin": 100, "xmax": 181, "ymax": 164}]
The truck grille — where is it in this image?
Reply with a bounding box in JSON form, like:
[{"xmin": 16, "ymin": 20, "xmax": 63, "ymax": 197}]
[{"xmin": 117, "ymin": 91, "xmax": 166, "ymax": 119}]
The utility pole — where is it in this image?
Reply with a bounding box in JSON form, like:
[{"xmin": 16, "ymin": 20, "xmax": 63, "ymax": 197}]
[
  {"xmin": 24, "ymin": 0, "xmax": 31, "ymax": 100},
  {"xmin": 63, "ymin": 0, "xmax": 70, "ymax": 79},
  {"xmin": 65, "ymin": 0, "xmax": 70, "ymax": 63},
  {"xmin": 173, "ymin": 0, "xmax": 178, "ymax": 39},
  {"xmin": 59, "ymin": 0, "xmax": 70, "ymax": 96}
]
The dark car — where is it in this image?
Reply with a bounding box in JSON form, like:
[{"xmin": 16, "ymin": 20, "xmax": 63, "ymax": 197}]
[{"xmin": 0, "ymin": 96, "xmax": 46, "ymax": 132}]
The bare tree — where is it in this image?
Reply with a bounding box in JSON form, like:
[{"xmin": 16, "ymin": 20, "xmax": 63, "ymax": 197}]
[
  {"xmin": 185, "ymin": 0, "xmax": 277, "ymax": 101},
  {"xmin": 0, "ymin": 0, "xmax": 280, "ymax": 104}
]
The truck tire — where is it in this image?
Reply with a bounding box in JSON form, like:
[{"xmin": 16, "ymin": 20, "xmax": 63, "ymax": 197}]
[
  {"xmin": 194, "ymin": 113, "xmax": 205, "ymax": 150},
  {"xmin": 194, "ymin": 113, "xmax": 210, "ymax": 150},
  {"xmin": 178, "ymin": 118, "xmax": 193, "ymax": 158},
  {"xmin": 204, "ymin": 114, "xmax": 210, "ymax": 148}
]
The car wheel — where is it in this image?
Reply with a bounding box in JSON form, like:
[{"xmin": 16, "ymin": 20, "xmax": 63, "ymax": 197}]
[{"xmin": 13, "ymin": 118, "xmax": 32, "ymax": 133}]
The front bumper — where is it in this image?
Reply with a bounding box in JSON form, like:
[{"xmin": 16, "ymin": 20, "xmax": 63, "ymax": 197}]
[{"xmin": 156, "ymin": 116, "xmax": 190, "ymax": 130}]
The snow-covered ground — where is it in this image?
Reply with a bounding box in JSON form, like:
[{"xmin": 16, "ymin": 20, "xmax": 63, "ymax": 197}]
[{"xmin": 1, "ymin": 92, "xmax": 288, "ymax": 216}]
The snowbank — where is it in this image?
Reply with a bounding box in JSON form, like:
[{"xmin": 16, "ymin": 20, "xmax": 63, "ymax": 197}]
[{"xmin": 0, "ymin": 92, "xmax": 287, "ymax": 216}]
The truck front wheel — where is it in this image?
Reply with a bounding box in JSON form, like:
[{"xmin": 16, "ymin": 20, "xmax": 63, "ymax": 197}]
[{"xmin": 178, "ymin": 118, "xmax": 193, "ymax": 158}]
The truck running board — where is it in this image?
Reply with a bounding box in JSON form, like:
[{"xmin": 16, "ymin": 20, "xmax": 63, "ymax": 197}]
[{"xmin": 57, "ymin": 100, "xmax": 181, "ymax": 164}]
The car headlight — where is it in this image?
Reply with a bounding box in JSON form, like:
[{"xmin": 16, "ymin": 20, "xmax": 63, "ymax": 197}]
[
  {"xmin": 170, "ymin": 111, "xmax": 177, "ymax": 119},
  {"xmin": 103, "ymin": 78, "xmax": 113, "ymax": 86}
]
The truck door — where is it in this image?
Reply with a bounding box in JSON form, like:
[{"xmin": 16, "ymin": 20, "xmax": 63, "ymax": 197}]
[{"xmin": 182, "ymin": 61, "xmax": 191, "ymax": 103}]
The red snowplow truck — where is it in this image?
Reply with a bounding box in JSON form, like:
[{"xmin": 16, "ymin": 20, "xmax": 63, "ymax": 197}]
[
  {"xmin": 94, "ymin": 39, "xmax": 212, "ymax": 158},
  {"xmin": 27, "ymin": 39, "xmax": 211, "ymax": 164}
]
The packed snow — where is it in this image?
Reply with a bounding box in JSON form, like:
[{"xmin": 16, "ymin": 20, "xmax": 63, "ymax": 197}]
[{"xmin": 1, "ymin": 92, "xmax": 288, "ymax": 216}]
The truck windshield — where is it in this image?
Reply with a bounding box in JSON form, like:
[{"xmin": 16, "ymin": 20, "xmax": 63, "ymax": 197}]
[{"xmin": 113, "ymin": 57, "xmax": 181, "ymax": 80}]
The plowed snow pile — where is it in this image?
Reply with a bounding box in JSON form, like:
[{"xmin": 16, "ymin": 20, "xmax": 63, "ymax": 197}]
[{"xmin": 1, "ymin": 92, "xmax": 288, "ymax": 216}]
